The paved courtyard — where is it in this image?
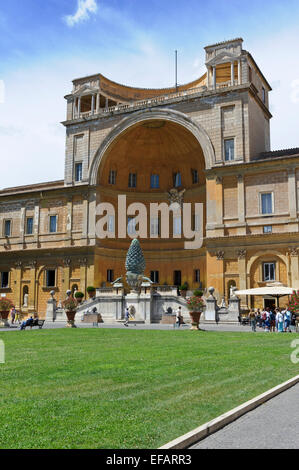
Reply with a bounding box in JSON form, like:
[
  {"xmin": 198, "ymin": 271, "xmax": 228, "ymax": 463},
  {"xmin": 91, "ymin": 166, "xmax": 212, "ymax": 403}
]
[
  {"xmin": 1, "ymin": 321, "xmax": 299, "ymax": 334},
  {"xmin": 190, "ymin": 383, "xmax": 299, "ymax": 449}
]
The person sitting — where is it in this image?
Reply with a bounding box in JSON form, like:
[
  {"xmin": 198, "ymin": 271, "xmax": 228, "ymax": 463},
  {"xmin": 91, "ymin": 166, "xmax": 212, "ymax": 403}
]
[{"xmin": 20, "ymin": 316, "xmax": 34, "ymax": 330}]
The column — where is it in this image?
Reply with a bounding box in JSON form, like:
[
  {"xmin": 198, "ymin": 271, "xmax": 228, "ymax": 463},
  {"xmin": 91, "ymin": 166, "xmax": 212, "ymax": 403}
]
[
  {"xmin": 96, "ymin": 93, "xmax": 100, "ymax": 114},
  {"xmin": 72, "ymin": 98, "xmax": 76, "ymax": 119},
  {"xmin": 105, "ymin": 97, "xmax": 108, "ymax": 109},
  {"xmin": 14, "ymin": 261, "xmax": 22, "ymax": 310},
  {"xmin": 66, "ymin": 196, "xmax": 73, "ymax": 247},
  {"xmin": 20, "ymin": 205, "xmax": 26, "ymax": 244},
  {"xmin": 231, "ymin": 61, "xmax": 235, "ymax": 86},
  {"xmin": 207, "ymin": 67, "xmax": 211, "ymax": 88},
  {"xmin": 237, "ymin": 250, "xmax": 248, "ymax": 309},
  {"xmin": 63, "ymin": 259, "xmax": 71, "ymax": 291},
  {"xmin": 29, "ymin": 260, "xmax": 37, "ymax": 311},
  {"xmin": 290, "ymin": 249, "xmax": 299, "ymax": 290},
  {"xmin": 91, "ymin": 95, "xmax": 95, "ymax": 115},
  {"xmin": 78, "ymin": 97, "xmax": 81, "ymax": 117},
  {"xmin": 79, "ymin": 258, "xmax": 88, "ymax": 298},
  {"xmin": 238, "ymin": 59, "xmax": 241, "ymax": 85},
  {"xmin": 82, "ymin": 192, "xmax": 89, "ymax": 245},
  {"xmin": 237, "ymin": 174, "xmax": 245, "ymax": 223},
  {"xmin": 288, "ymin": 168, "xmax": 297, "ymax": 219},
  {"xmin": 34, "ymin": 202, "xmax": 40, "ymax": 245},
  {"xmin": 212, "ymin": 66, "xmax": 216, "ymax": 89}
]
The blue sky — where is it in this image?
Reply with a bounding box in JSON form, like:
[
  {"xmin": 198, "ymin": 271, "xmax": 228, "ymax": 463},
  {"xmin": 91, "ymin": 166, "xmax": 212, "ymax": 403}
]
[{"xmin": 1, "ymin": 0, "xmax": 299, "ymax": 188}]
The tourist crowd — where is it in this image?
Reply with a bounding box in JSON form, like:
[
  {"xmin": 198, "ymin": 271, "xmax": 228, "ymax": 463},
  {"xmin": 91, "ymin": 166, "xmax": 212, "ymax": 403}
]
[{"xmin": 247, "ymin": 307, "xmax": 297, "ymax": 332}]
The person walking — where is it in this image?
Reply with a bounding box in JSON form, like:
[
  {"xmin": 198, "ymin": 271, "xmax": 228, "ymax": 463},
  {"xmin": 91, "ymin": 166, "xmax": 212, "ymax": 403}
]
[
  {"xmin": 175, "ymin": 307, "xmax": 182, "ymax": 329},
  {"xmin": 124, "ymin": 307, "xmax": 130, "ymax": 327},
  {"xmin": 249, "ymin": 309, "xmax": 257, "ymax": 332},
  {"xmin": 10, "ymin": 306, "xmax": 16, "ymax": 325},
  {"xmin": 284, "ymin": 308, "xmax": 292, "ymax": 332},
  {"xmin": 269, "ymin": 309, "xmax": 276, "ymax": 333},
  {"xmin": 277, "ymin": 309, "xmax": 284, "ymax": 332}
]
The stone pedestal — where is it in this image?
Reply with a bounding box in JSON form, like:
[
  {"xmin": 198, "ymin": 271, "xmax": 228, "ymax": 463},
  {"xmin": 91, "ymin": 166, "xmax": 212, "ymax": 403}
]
[
  {"xmin": 45, "ymin": 299, "xmax": 57, "ymax": 322},
  {"xmin": 125, "ymin": 292, "xmax": 151, "ymax": 323},
  {"xmin": 205, "ymin": 297, "xmax": 218, "ymax": 321}
]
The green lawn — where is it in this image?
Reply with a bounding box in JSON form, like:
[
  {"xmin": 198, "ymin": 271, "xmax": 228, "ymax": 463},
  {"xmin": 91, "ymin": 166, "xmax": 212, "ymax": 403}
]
[{"xmin": 0, "ymin": 328, "xmax": 298, "ymax": 449}]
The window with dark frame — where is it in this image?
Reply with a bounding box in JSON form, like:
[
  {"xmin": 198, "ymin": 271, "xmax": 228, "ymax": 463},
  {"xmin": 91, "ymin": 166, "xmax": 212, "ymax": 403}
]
[
  {"xmin": 107, "ymin": 270, "xmax": 114, "ymax": 283},
  {"xmin": 263, "ymin": 262, "xmax": 275, "ymax": 282},
  {"xmin": 194, "ymin": 269, "xmax": 201, "ymax": 283},
  {"xmin": 49, "ymin": 215, "xmax": 57, "ymax": 233},
  {"xmin": 261, "ymin": 193, "xmax": 273, "ymax": 215},
  {"xmin": 128, "ymin": 173, "xmax": 137, "ymax": 188},
  {"xmin": 150, "ymin": 174, "xmax": 160, "ymax": 189},
  {"xmin": 1, "ymin": 272, "xmax": 9, "ymax": 289},
  {"xmin": 174, "ymin": 271, "xmax": 182, "ymax": 287},
  {"xmin": 4, "ymin": 220, "xmax": 11, "ymax": 237},
  {"xmin": 173, "ymin": 172, "xmax": 182, "ymax": 188},
  {"xmin": 26, "ymin": 217, "xmax": 33, "ymax": 235},
  {"xmin": 75, "ymin": 162, "xmax": 83, "ymax": 182},
  {"xmin": 224, "ymin": 139, "xmax": 235, "ymax": 161},
  {"xmin": 45, "ymin": 270, "xmax": 56, "ymax": 288},
  {"xmin": 150, "ymin": 271, "xmax": 159, "ymax": 284},
  {"xmin": 192, "ymin": 169, "xmax": 199, "ymax": 184},
  {"xmin": 109, "ymin": 170, "xmax": 116, "ymax": 185}
]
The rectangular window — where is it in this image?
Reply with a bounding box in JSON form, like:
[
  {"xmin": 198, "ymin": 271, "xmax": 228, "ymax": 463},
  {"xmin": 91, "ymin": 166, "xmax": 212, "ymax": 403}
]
[
  {"xmin": 174, "ymin": 271, "xmax": 182, "ymax": 287},
  {"xmin": 109, "ymin": 170, "xmax": 116, "ymax": 185},
  {"xmin": 194, "ymin": 269, "xmax": 201, "ymax": 283},
  {"xmin": 26, "ymin": 217, "xmax": 33, "ymax": 235},
  {"xmin": 49, "ymin": 215, "xmax": 57, "ymax": 233},
  {"xmin": 173, "ymin": 216, "xmax": 182, "ymax": 236},
  {"xmin": 150, "ymin": 217, "xmax": 160, "ymax": 237},
  {"xmin": 173, "ymin": 172, "xmax": 182, "ymax": 188},
  {"xmin": 75, "ymin": 163, "xmax": 83, "ymax": 182},
  {"xmin": 1, "ymin": 272, "xmax": 9, "ymax": 288},
  {"xmin": 150, "ymin": 174, "xmax": 160, "ymax": 189},
  {"xmin": 150, "ymin": 271, "xmax": 159, "ymax": 284},
  {"xmin": 4, "ymin": 220, "xmax": 11, "ymax": 237},
  {"xmin": 128, "ymin": 173, "xmax": 137, "ymax": 188},
  {"xmin": 263, "ymin": 262, "xmax": 275, "ymax": 282},
  {"xmin": 46, "ymin": 270, "xmax": 56, "ymax": 288},
  {"xmin": 107, "ymin": 270, "xmax": 114, "ymax": 283},
  {"xmin": 192, "ymin": 169, "xmax": 199, "ymax": 184},
  {"xmin": 261, "ymin": 193, "xmax": 273, "ymax": 215},
  {"xmin": 224, "ymin": 139, "xmax": 235, "ymax": 161},
  {"xmin": 263, "ymin": 225, "xmax": 272, "ymax": 234},
  {"xmin": 127, "ymin": 217, "xmax": 136, "ymax": 235},
  {"xmin": 262, "ymin": 87, "xmax": 266, "ymax": 104}
]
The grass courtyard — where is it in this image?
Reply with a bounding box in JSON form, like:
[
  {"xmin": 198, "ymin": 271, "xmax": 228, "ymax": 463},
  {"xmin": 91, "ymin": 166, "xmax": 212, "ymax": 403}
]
[{"xmin": 0, "ymin": 328, "xmax": 298, "ymax": 449}]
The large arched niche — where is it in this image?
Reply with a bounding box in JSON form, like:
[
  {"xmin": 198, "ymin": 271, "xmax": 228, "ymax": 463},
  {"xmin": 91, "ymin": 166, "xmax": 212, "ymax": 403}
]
[{"xmin": 89, "ymin": 108, "xmax": 215, "ymax": 186}]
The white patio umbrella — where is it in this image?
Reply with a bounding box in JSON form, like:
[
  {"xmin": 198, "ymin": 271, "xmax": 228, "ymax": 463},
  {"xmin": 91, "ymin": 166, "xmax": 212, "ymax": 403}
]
[{"xmin": 234, "ymin": 283, "xmax": 295, "ymax": 308}]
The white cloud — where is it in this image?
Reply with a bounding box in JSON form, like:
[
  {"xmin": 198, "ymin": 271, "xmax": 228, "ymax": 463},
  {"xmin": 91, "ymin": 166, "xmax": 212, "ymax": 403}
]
[{"xmin": 64, "ymin": 0, "xmax": 98, "ymax": 27}]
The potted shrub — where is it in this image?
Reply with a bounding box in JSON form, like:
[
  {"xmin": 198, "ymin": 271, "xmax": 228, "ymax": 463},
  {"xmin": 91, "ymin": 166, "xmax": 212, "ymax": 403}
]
[
  {"xmin": 186, "ymin": 295, "xmax": 205, "ymax": 330},
  {"xmin": 87, "ymin": 286, "xmax": 96, "ymax": 299},
  {"xmin": 193, "ymin": 290, "xmax": 203, "ymax": 298},
  {"xmin": 179, "ymin": 283, "xmax": 188, "ymax": 298},
  {"xmin": 74, "ymin": 291, "xmax": 84, "ymax": 304},
  {"xmin": 287, "ymin": 291, "xmax": 299, "ymax": 319},
  {"xmin": 0, "ymin": 297, "xmax": 13, "ymax": 327},
  {"xmin": 62, "ymin": 296, "xmax": 77, "ymax": 328}
]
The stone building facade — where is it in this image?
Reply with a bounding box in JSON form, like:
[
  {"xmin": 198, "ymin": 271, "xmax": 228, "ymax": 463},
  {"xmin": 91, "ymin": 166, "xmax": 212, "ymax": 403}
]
[{"xmin": 1, "ymin": 38, "xmax": 299, "ymax": 316}]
